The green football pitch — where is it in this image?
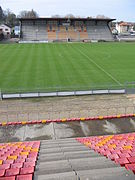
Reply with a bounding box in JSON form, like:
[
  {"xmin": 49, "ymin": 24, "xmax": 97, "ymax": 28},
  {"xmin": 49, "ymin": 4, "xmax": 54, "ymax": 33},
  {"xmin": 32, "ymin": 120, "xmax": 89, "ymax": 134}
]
[{"xmin": 0, "ymin": 42, "xmax": 135, "ymax": 93}]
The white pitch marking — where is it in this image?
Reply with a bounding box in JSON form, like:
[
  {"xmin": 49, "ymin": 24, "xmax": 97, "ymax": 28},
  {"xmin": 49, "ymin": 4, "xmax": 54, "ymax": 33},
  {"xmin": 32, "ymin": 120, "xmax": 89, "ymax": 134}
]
[{"xmin": 74, "ymin": 44, "xmax": 122, "ymax": 86}]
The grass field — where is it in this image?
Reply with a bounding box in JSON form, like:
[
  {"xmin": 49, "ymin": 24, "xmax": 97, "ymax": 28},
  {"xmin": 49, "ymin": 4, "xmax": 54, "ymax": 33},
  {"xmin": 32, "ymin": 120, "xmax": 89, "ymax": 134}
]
[{"xmin": 0, "ymin": 42, "xmax": 135, "ymax": 93}]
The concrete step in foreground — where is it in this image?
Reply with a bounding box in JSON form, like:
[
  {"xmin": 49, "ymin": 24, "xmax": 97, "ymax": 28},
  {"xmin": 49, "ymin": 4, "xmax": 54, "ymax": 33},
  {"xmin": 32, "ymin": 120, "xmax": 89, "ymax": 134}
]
[{"xmin": 34, "ymin": 138, "xmax": 135, "ymax": 180}]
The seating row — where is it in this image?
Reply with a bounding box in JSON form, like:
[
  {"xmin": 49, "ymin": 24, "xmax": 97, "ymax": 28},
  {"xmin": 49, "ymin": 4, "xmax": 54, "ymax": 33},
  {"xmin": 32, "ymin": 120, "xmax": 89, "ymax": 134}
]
[
  {"xmin": 0, "ymin": 141, "xmax": 40, "ymax": 180},
  {"xmin": 76, "ymin": 133, "xmax": 135, "ymax": 174}
]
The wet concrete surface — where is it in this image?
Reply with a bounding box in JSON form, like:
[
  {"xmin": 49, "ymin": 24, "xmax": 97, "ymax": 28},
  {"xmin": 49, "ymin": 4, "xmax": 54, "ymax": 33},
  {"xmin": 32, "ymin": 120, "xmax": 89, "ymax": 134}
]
[{"xmin": 0, "ymin": 117, "xmax": 135, "ymax": 143}]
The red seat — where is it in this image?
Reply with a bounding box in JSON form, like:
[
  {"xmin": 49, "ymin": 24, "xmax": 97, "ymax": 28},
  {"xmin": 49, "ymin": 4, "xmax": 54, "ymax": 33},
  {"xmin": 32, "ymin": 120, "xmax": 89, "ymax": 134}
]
[
  {"xmin": 0, "ymin": 157, "xmax": 7, "ymax": 161},
  {"xmin": 28, "ymin": 153, "xmax": 37, "ymax": 158},
  {"xmin": 0, "ymin": 177, "xmax": 15, "ymax": 180},
  {"xmin": 128, "ymin": 156, "xmax": 135, "ymax": 163},
  {"xmin": 20, "ymin": 167, "xmax": 34, "ymax": 175},
  {"xmin": 107, "ymin": 153, "xmax": 119, "ymax": 160},
  {"xmin": 15, "ymin": 159, "xmax": 25, "ymax": 164},
  {"xmin": 11, "ymin": 153, "xmax": 20, "ymax": 156},
  {"xmin": 23, "ymin": 162, "xmax": 35, "ymax": 168},
  {"xmin": 0, "ymin": 164, "xmax": 10, "ymax": 170},
  {"xmin": 5, "ymin": 168, "xmax": 20, "ymax": 177},
  {"xmin": 0, "ymin": 141, "xmax": 39, "ymax": 179},
  {"xmin": 16, "ymin": 174, "xmax": 32, "ymax": 180},
  {"xmin": 129, "ymin": 152, "xmax": 135, "ymax": 156},
  {"xmin": 11, "ymin": 163, "xmax": 23, "ymax": 169},
  {"xmin": 4, "ymin": 160, "xmax": 14, "ymax": 165},
  {"xmin": 0, "ymin": 170, "xmax": 5, "ymax": 177},
  {"xmin": 25, "ymin": 157, "xmax": 36, "ymax": 162},
  {"xmin": 18, "ymin": 155, "xmax": 27, "ymax": 159},
  {"xmin": 115, "ymin": 157, "xmax": 129, "ymax": 166},
  {"xmin": 125, "ymin": 163, "xmax": 135, "ymax": 170},
  {"xmin": 119, "ymin": 153, "xmax": 130, "ymax": 158},
  {"xmin": 76, "ymin": 133, "xmax": 135, "ymax": 172}
]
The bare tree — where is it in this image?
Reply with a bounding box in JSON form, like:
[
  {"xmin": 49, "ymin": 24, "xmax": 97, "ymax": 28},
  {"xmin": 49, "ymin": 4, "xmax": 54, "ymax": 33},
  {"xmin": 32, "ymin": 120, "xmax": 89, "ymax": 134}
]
[
  {"xmin": 4, "ymin": 9, "xmax": 18, "ymax": 27},
  {"xmin": 51, "ymin": 14, "xmax": 61, "ymax": 18},
  {"xmin": 96, "ymin": 15, "xmax": 110, "ymax": 19},
  {"xmin": 87, "ymin": 16, "xmax": 93, "ymax": 19},
  {"xmin": 133, "ymin": 25, "xmax": 135, "ymax": 31},
  {"xmin": 18, "ymin": 9, "xmax": 39, "ymax": 18},
  {"xmin": 64, "ymin": 14, "xmax": 75, "ymax": 18},
  {"xmin": 0, "ymin": 6, "xmax": 5, "ymax": 22}
]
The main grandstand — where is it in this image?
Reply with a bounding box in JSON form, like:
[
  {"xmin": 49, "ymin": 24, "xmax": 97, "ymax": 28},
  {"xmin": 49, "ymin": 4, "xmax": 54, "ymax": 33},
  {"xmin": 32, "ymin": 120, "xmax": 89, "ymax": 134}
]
[{"xmin": 19, "ymin": 17, "xmax": 114, "ymax": 42}]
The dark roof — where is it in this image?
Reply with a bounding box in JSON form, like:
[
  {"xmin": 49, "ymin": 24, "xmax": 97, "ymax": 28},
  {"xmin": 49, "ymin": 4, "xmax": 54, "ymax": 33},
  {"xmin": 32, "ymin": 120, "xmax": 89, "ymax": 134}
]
[
  {"xmin": 19, "ymin": 17, "xmax": 115, "ymax": 22},
  {"xmin": 1, "ymin": 23, "xmax": 12, "ymax": 28}
]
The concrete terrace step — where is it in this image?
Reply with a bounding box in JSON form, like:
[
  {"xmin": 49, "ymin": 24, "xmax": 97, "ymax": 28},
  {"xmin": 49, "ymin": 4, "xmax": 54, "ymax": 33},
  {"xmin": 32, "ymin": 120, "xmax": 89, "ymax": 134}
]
[
  {"xmin": 35, "ymin": 167, "xmax": 73, "ymax": 176},
  {"xmin": 41, "ymin": 138, "xmax": 77, "ymax": 144},
  {"xmin": 35, "ymin": 156, "xmax": 119, "ymax": 175},
  {"xmin": 33, "ymin": 139, "xmax": 134, "ymax": 180},
  {"xmin": 40, "ymin": 143, "xmax": 86, "ymax": 149},
  {"xmin": 35, "ymin": 159, "xmax": 74, "ymax": 175},
  {"xmin": 34, "ymin": 167, "xmax": 135, "ymax": 180},
  {"xmin": 77, "ymin": 167, "xmax": 135, "ymax": 180},
  {"xmin": 69, "ymin": 157, "xmax": 119, "ymax": 171},
  {"xmin": 34, "ymin": 172, "xmax": 77, "ymax": 180},
  {"xmin": 38, "ymin": 152, "xmax": 101, "ymax": 162},
  {"xmin": 40, "ymin": 144, "xmax": 86, "ymax": 150},
  {"xmin": 39, "ymin": 146, "xmax": 90, "ymax": 154}
]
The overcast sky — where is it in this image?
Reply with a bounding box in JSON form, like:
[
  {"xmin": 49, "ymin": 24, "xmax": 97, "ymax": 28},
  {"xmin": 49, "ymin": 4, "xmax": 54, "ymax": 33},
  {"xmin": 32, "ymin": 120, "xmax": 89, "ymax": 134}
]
[{"xmin": 0, "ymin": 0, "xmax": 135, "ymax": 21}]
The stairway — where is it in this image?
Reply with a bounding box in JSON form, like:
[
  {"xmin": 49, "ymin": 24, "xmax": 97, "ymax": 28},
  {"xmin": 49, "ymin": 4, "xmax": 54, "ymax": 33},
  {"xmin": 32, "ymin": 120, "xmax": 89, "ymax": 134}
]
[{"xmin": 34, "ymin": 138, "xmax": 134, "ymax": 180}]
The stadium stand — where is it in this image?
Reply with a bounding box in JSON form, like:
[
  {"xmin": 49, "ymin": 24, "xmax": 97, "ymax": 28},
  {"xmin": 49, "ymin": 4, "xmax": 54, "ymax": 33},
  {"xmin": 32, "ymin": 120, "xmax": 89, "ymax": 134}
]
[
  {"xmin": 0, "ymin": 141, "xmax": 40, "ymax": 179},
  {"xmin": 0, "ymin": 137, "xmax": 134, "ymax": 179},
  {"xmin": 21, "ymin": 20, "xmax": 48, "ymax": 41},
  {"xmin": 19, "ymin": 17, "xmax": 114, "ymax": 42},
  {"xmin": 48, "ymin": 32, "xmax": 57, "ymax": 41},
  {"xmin": 86, "ymin": 21, "xmax": 113, "ymax": 41},
  {"xmin": 77, "ymin": 132, "xmax": 135, "ymax": 176},
  {"xmin": 0, "ymin": 114, "xmax": 135, "ymax": 179},
  {"xmin": 34, "ymin": 138, "xmax": 135, "ymax": 180}
]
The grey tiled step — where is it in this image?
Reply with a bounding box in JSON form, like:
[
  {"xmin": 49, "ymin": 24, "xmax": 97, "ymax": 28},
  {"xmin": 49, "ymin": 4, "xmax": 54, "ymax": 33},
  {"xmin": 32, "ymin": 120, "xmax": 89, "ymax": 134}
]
[
  {"xmin": 41, "ymin": 139, "xmax": 77, "ymax": 144},
  {"xmin": 40, "ymin": 144, "xmax": 86, "ymax": 150},
  {"xmin": 77, "ymin": 167, "xmax": 128, "ymax": 176},
  {"xmin": 35, "ymin": 168, "xmax": 73, "ymax": 176},
  {"xmin": 58, "ymin": 142, "xmax": 84, "ymax": 147},
  {"xmin": 77, "ymin": 167, "xmax": 134, "ymax": 180},
  {"xmin": 40, "ymin": 140, "xmax": 82, "ymax": 145},
  {"xmin": 64, "ymin": 152, "xmax": 100, "ymax": 159},
  {"xmin": 38, "ymin": 152, "xmax": 64, "ymax": 158},
  {"xmin": 60, "ymin": 146, "xmax": 90, "ymax": 152},
  {"xmin": 79, "ymin": 174, "xmax": 134, "ymax": 180},
  {"xmin": 39, "ymin": 149, "xmax": 95, "ymax": 157},
  {"xmin": 36, "ymin": 159, "xmax": 70, "ymax": 168},
  {"xmin": 39, "ymin": 148, "xmax": 62, "ymax": 154},
  {"xmin": 34, "ymin": 176, "xmax": 78, "ymax": 180},
  {"xmin": 40, "ymin": 145, "xmax": 60, "ymax": 149},
  {"xmin": 38, "ymin": 152, "xmax": 100, "ymax": 162},
  {"xmin": 69, "ymin": 157, "xmax": 119, "ymax": 170},
  {"xmin": 40, "ymin": 143, "xmax": 85, "ymax": 149},
  {"xmin": 36, "ymin": 160, "xmax": 72, "ymax": 175},
  {"xmin": 38, "ymin": 154, "xmax": 65, "ymax": 162},
  {"xmin": 39, "ymin": 146, "xmax": 90, "ymax": 154},
  {"xmin": 34, "ymin": 172, "xmax": 77, "ymax": 180}
]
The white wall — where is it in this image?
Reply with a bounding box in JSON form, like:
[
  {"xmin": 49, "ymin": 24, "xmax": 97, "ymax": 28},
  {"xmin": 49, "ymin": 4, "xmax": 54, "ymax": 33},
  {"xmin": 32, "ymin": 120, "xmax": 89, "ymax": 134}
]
[{"xmin": 0, "ymin": 24, "xmax": 11, "ymax": 36}]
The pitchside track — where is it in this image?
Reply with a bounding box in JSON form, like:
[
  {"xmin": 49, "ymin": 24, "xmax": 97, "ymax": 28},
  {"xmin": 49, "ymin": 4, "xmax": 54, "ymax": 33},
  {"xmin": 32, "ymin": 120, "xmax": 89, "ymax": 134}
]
[{"xmin": 0, "ymin": 42, "xmax": 135, "ymax": 93}]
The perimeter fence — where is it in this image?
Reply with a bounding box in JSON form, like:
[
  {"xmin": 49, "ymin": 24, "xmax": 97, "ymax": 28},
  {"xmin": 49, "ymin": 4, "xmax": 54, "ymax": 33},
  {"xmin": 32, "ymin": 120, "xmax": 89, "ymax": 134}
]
[{"xmin": 0, "ymin": 83, "xmax": 128, "ymax": 99}]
